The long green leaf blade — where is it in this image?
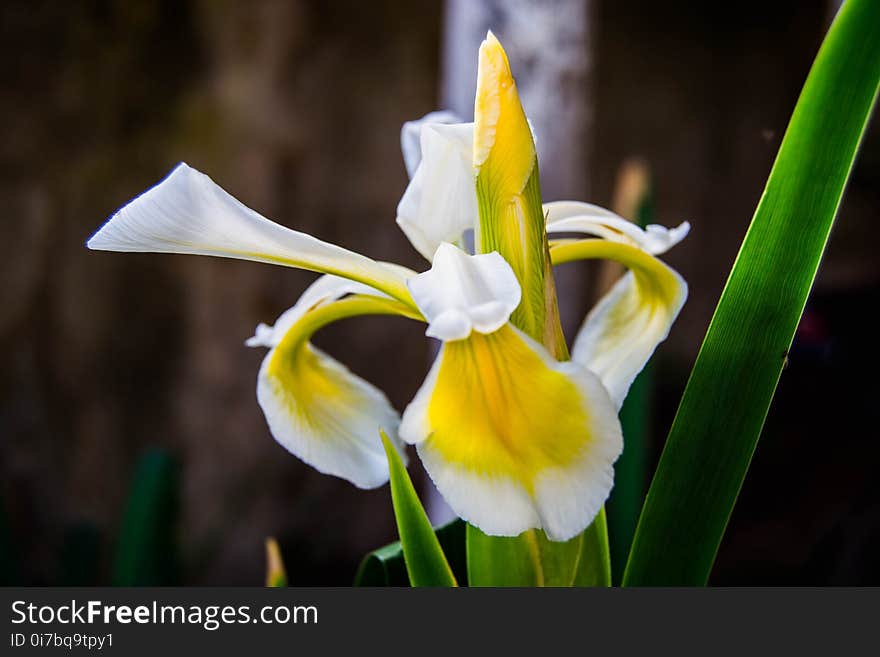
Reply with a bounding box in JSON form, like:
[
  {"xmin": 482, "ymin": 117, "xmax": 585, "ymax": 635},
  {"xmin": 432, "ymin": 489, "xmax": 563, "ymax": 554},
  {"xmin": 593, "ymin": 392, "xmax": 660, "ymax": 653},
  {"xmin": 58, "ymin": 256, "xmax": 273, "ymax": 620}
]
[
  {"xmin": 624, "ymin": 0, "xmax": 880, "ymax": 585},
  {"xmin": 112, "ymin": 449, "xmax": 179, "ymax": 586},
  {"xmin": 381, "ymin": 432, "xmax": 457, "ymax": 587}
]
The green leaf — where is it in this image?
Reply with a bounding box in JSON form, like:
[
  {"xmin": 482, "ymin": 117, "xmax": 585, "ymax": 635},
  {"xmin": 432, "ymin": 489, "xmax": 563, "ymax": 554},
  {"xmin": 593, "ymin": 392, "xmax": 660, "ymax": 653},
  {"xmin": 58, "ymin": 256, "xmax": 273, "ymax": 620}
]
[
  {"xmin": 112, "ymin": 449, "xmax": 180, "ymax": 586},
  {"xmin": 572, "ymin": 508, "xmax": 612, "ymax": 586},
  {"xmin": 381, "ymin": 432, "xmax": 457, "ymax": 587},
  {"xmin": 354, "ymin": 539, "xmax": 410, "ymax": 586},
  {"xmin": 467, "ymin": 524, "xmax": 587, "ymax": 587},
  {"xmin": 353, "ymin": 519, "xmax": 466, "ymax": 586},
  {"xmin": 623, "ymin": 0, "xmax": 880, "ymax": 586}
]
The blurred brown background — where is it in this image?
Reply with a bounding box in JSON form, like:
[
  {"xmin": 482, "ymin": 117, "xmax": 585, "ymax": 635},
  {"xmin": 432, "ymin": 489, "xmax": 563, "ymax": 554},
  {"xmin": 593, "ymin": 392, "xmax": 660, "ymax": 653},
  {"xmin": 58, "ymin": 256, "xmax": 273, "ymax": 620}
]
[{"xmin": 1, "ymin": 0, "xmax": 878, "ymax": 585}]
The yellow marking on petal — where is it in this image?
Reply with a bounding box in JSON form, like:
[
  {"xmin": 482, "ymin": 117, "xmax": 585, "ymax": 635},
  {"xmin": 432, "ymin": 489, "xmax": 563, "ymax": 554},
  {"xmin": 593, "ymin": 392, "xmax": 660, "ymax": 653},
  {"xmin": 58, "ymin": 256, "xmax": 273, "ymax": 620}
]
[
  {"xmin": 550, "ymin": 238, "xmax": 681, "ymax": 298},
  {"xmin": 224, "ymin": 248, "xmax": 416, "ymax": 311},
  {"xmin": 424, "ymin": 325, "xmax": 592, "ymax": 493},
  {"xmin": 550, "ymin": 238, "xmax": 687, "ymax": 405},
  {"xmin": 258, "ymin": 294, "xmax": 420, "ymax": 489},
  {"xmin": 266, "ymin": 295, "xmax": 422, "ymax": 429}
]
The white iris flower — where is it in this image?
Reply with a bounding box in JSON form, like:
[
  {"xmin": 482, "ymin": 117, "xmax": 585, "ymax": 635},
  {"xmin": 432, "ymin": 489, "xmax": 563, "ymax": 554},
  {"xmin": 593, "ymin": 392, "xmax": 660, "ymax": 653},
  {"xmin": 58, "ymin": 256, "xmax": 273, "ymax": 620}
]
[{"xmin": 88, "ymin": 33, "xmax": 688, "ymax": 542}]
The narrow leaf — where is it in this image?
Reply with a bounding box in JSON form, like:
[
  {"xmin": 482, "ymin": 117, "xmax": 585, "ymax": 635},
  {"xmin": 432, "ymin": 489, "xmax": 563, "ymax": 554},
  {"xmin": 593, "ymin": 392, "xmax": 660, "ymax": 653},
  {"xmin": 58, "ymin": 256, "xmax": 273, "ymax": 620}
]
[
  {"xmin": 624, "ymin": 0, "xmax": 880, "ymax": 585},
  {"xmin": 381, "ymin": 431, "xmax": 457, "ymax": 587},
  {"xmin": 112, "ymin": 449, "xmax": 179, "ymax": 586},
  {"xmin": 572, "ymin": 508, "xmax": 612, "ymax": 586},
  {"xmin": 265, "ymin": 537, "xmax": 288, "ymax": 587}
]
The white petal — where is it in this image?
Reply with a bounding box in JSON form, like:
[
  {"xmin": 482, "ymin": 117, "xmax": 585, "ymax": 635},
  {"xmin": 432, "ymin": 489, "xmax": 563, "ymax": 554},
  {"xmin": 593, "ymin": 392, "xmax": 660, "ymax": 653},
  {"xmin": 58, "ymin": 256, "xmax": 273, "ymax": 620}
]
[
  {"xmin": 406, "ymin": 242, "xmax": 521, "ymax": 341},
  {"xmin": 396, "ymin": 122, "xmax": 478, "ymax": 261},
  {"xmin": 88, "ymin": 163, "xmax": 410, "ymax": 301},
  {"xmin": 258, "ymin": 342, "xmax": 402, "ymax": 489},
  {"xmin": 400, "ymin": 110, "xmax": 462, "ymax": 179},
  {"xmin": 244, "ymin": 265, "xmax": 415, "ymax": 348},
  {"xmin": 400, "ymin": 325, "xmax": 622, "ymax": 541},
  {"xmin": 545, "ymin": 200, "xmax": 690, "ymax": 255},
  {"xmin": 573, "ymin": 267, "xmax": 687, "ymax": 408}
]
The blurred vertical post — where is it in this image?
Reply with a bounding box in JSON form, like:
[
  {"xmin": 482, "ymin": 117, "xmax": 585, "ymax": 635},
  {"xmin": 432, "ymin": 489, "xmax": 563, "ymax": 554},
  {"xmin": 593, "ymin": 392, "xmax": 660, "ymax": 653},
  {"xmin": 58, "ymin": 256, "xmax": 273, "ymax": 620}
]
[
  {"xmin": 603, "ymin": 159, "xmax": 654, "ymax": 584},
  {"xmin": 427, "ymin": 0, "xmax": 596, "ymax": 525}
]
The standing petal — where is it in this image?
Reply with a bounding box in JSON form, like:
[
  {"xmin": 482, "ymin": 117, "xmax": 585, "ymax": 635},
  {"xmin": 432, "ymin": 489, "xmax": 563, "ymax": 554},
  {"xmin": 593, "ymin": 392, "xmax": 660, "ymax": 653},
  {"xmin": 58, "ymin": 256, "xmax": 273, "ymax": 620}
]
[
  {"xmin": 88, "ymin": 163, "xmax": 413, "ymax": 305},
  {"xmin": 400, "ymin": 110, "xmax": 462, "ymax": 179},
  {"xmin": 396, "ymin": 122, "xmax": 477, "ymax": 261}
]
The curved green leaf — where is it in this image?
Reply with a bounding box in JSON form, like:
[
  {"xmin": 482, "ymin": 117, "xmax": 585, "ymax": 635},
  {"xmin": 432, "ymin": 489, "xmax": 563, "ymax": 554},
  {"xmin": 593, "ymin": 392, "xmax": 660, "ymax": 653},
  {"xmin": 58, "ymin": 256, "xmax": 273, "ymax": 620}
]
[
  {"xmin": 624, "ymin": 0, "xmax": 880, "ymax": 585},
  {"xmin": 353, "ymin": 519, "xmax": 466, "ymax": 586},
  {"xmin": 381, "ymin": 432, "xmax": 457, "ymax": 587}
]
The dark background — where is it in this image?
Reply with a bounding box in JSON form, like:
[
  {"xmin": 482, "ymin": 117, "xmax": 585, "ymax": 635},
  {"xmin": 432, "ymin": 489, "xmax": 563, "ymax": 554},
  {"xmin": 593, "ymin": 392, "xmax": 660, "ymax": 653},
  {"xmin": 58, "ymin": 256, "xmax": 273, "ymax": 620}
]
[{"xmin": 1, "ymin": 0, "xmax": 877, "ymax": 585}]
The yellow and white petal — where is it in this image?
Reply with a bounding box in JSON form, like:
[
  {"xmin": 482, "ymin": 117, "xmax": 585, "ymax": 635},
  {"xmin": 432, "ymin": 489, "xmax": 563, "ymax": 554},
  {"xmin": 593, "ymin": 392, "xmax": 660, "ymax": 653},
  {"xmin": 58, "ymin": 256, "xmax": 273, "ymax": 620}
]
[
  {"xmin": 545, "ymin": 200, "xmax": 690, "ymax": 256},
  {"xmin": 406, "ymin": 242, "xmax": 521, "ymax": 341},
  {"xmin": 552, "ymin": 239, "xmax": 688, "ymax": 408},
  {"xmin": 399, "ymin": 324, "xmax": 622, "ymax": 541},
  {"xmin": 259, "ymin": 342, "xmax": 400, "ymax": 489},
  {"xmin": 87, "ymin": 163, "xmax": 412, "ymax": 304},
  {"xmin": 255, "ymin": 294, "xmax": 415, "ymax": 489},
  {"xmin": 245, "ymin": 263, "xmax": 417, "ymax": 348},
  {"xmin": 400, "ymin": 110, "xmax": 462, "ymax": 179},
  {"xmin": 396, "ymin": 122, "xmax": 477, "ymax": 261},
  {"xmin": 246, "ymin": 275, "xmax": 384, "ymax": 348}
]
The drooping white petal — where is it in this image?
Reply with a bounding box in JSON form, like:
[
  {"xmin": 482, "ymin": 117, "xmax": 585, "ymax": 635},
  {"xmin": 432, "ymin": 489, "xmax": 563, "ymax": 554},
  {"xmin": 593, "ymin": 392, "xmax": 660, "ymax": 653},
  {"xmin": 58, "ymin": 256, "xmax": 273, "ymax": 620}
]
[
  {"xmin": 545, "ymin": 200, "xmax": 690, "ymax": 255},
  {"xmin": 396, "ymin": 122, "xmax": 478, "ymax": 261},
  {"xmin": 552, "ymin": 239, "xmax": 688, "ymax": 408},
  {"xmin": 406, "ymin": 242, "xmax": 521, "ymax": 341},
  {"xmin": 400, "ymin": 110, "xmax": 462, "ymax": 179},
  {"xmin": 88, "ymin": 163, "xmax": 411, "ymax": 303},
  {"xmin": 258, "ymin": 342, "xmax": 402, "ymax": 490},
  {"xmin": 253, "ymin": 289, "xmax": 413, "ymax": 489},
  {"xmin": 399, "ymin": 324, "xmax": 622, "ymax": 541}
]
